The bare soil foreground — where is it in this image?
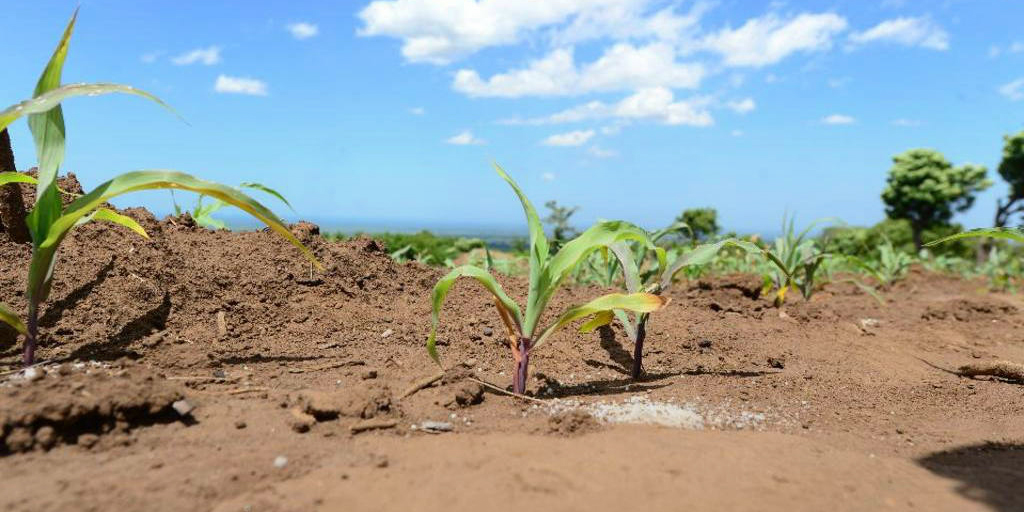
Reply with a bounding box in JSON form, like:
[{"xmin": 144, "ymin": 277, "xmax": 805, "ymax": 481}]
[{"xmin": 1, "ymin": 208, "xmax": 1023, "ymax": 512}]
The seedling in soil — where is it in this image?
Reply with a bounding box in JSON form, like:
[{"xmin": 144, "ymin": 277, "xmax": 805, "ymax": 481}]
[
  {"xmin": 0, "ymin": 11, "xmax": 320, "ymax": 365},
  {"xmin": 427, "ymin": 164, "xmax": 668, "ymax": 394},
  {"xmin": 760, "ymin": 214, "xmax": 837, "ymax": 306},
  {"xmin": 606, "ymin": 236, "xmax": 760, "ymax": 379},
  {"xmin": 171, "ymin": 182, "xmax": 293, "ymax": 230}
]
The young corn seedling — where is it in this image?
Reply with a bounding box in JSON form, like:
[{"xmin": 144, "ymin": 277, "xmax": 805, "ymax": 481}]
[
  {"xmin": 428, "ymin": 164, "xmax": 668, "ymax": 394},
  {"xmin": 171, "ymin": 182, "xmax": 293, "ymax": 230},
  {"xmin": 846, "ymin": 238, "xmax": 913, "ymax": 288},
  {"xmin": 760, "ymin": 214, "xmax": 836, "ymax": 306},
  {"xmin": 0, "ymin": 11, "xmax": 320, "ymax": 365},
  {"xmin": 607, "ymin": 237, "xmax": 760, "ymax": 378}
]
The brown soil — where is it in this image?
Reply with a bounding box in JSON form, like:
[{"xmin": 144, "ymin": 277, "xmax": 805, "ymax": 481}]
[{"xmin": 0, "ymin": 206, "xmax": 1023, "ymax": 511}]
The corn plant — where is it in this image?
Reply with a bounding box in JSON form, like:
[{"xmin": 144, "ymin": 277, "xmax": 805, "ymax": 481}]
[
  {"xmin": 171, "ymin": 182, "xmax": 292, "ymax": 230},
  {"xmin": 0, "ymin": 12, "xmax": 320, "ymax": 365},
  {"xmin": 760, "ymin": 214, "xmax": 837, "ymax": 306},
  {"xmin": 606, "ymin": 237, "xmax": 759, "ymax": 378},
  {"xmin": 428, "ymin": 164, "xmax": 667, "ymax": 394},
  {"xmin": 846, "ymin": 238, "xmax": 913, "ymax": 287}
]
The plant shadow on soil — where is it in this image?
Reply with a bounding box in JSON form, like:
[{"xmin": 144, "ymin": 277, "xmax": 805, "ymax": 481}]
[
  {"xmin": 917, "ymin": 442, "xmax": 1024, "ymax": 512},
  {"xmin": 65, "ymin": 292, "xmax": 172, "ymax": 361}
]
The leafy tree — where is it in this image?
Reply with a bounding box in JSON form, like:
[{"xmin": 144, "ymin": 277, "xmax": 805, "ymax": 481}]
[
  {"xmin": 994, "ymin": 130, "xmax": 1024, "ymax": 227},
  {"xmin": 0, "ymin": 129, "xmax": 30, "ymax": 243},
  {"xmin": 675, "ymin": 207, "xmax": 719, "ymax": 241},
  {"xmin": 881, "ymin": 149, "xmax": 991, "ymax": 249},
  {"xmin": 543, "ymin": 200, "xmax": 579, "ymax": 250}
]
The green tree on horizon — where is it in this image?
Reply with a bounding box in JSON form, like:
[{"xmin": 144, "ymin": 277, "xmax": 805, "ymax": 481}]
[{"xmin": 881, "ymin": 148, "xmax": 991, "ymax": 249}]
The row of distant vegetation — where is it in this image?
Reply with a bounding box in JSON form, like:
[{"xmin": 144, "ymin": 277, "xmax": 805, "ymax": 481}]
[{"xmin": 327, "ymin": 130, "xmax": 1024, "ymax": 297}]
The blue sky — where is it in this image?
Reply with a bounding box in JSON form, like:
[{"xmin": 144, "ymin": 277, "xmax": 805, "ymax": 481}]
[{"xmin": 1, "ymin": 0, "xmax": 1023, "ymax": 235}]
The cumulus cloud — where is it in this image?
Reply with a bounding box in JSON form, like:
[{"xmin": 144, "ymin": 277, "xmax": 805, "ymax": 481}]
[
  {"xmin": 172, "ymin": 46, "xmax": 222, "ymax": 66},
  {"xmin": 453, "ymin": 43, "xmax": 703, "ymax": 98},
  {"xmin": 287, "ymin": 22, "xmax": 319, "ymax": 40},
  {"xmin": 699, "ymin": 13, "xmax": 848, "ymax": 67},
  {"xmin": 999, "ymin": 78, "xmax": 1024, "ymax": 101},
  {"xmin": 214, "ymin": 75, "xmax": 268, "ymax": 96},
  {"xmin": 446, "ymin": 130, "xmax": 486, "ymax": 145},
  {"xmin": 726, "ymin": 98, "xmax": 755, "ymax": 114},
  {"xmin": 542, "ymin": 129, "xmax": 596, "ymax": 146},
  {"xmin": 507, "ymin": 87, "xmax": 713, "ymax": 127},
  {"xmin": 821, "ymin": 114, "xmax": 855, "ymax": 125},
  {"xmin": 848, "ymin": 17, "xmax": 948, "ymax": 50}
]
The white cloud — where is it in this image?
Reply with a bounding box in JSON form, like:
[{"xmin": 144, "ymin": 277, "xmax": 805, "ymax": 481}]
[
  {"xmin": 287, "ymin": 22, "xmax": 319, "ymax": 40},
  {"xmin": 542, "ymin": 172, "xmax": 556, "ymax": 182},
  {"xmin": 1012, "ymin": 42, "xmax": 1024, "ymax": 53},
  {"xmin": 848, "ymin": 17, "xmax": 948, "ymax": 51},
  {"xmin": 453, "ymin": 43, "xmax": 703, "ymax": 98},
  {"xmin": 214, "ymin": 75, "xmax": 268, "ymax": 96},
  {"xmin": 587, "ymin": 145, "xmax": 618, "ymax": 158},
  {"xmin": 699, "ymin": 13, "xmax": 848, "ymax": 67},
  {"xmin": 358, "ymin": 0, "xmax": 708, "ymax": 65},
  {"xmin": 409, "ymin": 107, "xmax": 426, "ymax": 115},
  {"xmin": 730, "ymin": 129, "xmax": 744, "ymax": 136},
  {"xmin": 827, "ymin": 76, "xmax": 850, "ymax": 88},
  {"xmin": 822, "ymin": 114, "xmax": 855, "ymax": 125},
  {"xmin": 510, "ymin": 87, "xmax": 713, "ymax": 127},
  {"xmin": 446, "ymin": 130, "xmax": 486, "ymax": 145},
  {"xmin": 726, "ymin": 97, "xmax": 755, "ymax": 114},
  {"xmin": 999, "ymin": 78, "xmax": 1024, "ymax": 101},
  {"xmin": 542, "ymin": 129, "xmax": 595, "ymax": 147},
  {"xmin": 172, "ymin": 46, "xmax": 222, "ymax": 66},
  {"xmin": 989, "ymin": 45, "xmax": 1001, "ymax": 59},
  {"xmin": 891, "ymin": 118, "xmax": 921, "ymax": 127}
]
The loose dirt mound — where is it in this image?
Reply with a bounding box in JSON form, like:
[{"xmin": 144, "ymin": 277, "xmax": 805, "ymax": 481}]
[
  {"xmin": 0, "ymin": 361, "xmax": 187, "ymax": 454},
  {"xmin": 0, "ymin": 201, "xmax": 1022, "ymax": 511}
]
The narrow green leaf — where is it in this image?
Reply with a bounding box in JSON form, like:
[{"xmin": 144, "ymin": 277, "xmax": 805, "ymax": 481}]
[
  {"xmin": 493, "ymin": 163, "xmax": 548, "ymax": 322},
  {"xmin": 579, "ymin": 310, "xmax": 614, "ymax": 333},
  {"xmin": 42, "ymin": 170, "xmax": 321, "ymax": 269},
  {"xmin": 533, "ymin": 292, "xmax": 668, "ymax": 351},
  {"xmin": 0, "ymin": 172, "xmax": 38, "ymax": 186},
  {"xmin": 608, "ymin": 241, "xmax": 641, "ymax": 293},
  {"xmin": 427, "ymin": 265, "xmax": 523, "ymax": 366},
  {"xmin": 1, "ymin": 83, "xmax": 175, "ymax": 133},
  {"xmin": 527, "ymin": 220, "xmax": 652, "ymax": 335},
  {"xmin": 85, "ymin": 208, "xmax": 150, "ymax": 239},
  {"xmin": 0, "ymin": 303, "xmax": 27, "ymax": 335},
  {"xmin": 926, "ymin": 227, "xmax": 1024, "ymax": 246},
  {"xmin": 239, "ymin": 182, "xmax": 293, "ymax": 211},
  {"xmin": 661, "ymin": 239, "xmax": 762, "ymax": 288},
  {"xmin": 27, "ymin": 8, "xmax": 77, "ymax": 201}
]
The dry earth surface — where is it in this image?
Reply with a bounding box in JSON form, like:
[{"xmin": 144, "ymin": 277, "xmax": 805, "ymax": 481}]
[{"xmin": 1, "ymin": 201, "xmax": 1022, "ymax": 511}]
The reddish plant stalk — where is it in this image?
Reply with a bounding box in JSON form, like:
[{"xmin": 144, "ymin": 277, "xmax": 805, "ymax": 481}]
[
  {"xmin": 24, "ymin": 304, "xmax": 39, "ymax": 366},
  {"xmin": 631, "ymin": 314, "xmax": 648, "ymax": 379},
  {"xmin": 513, "ymin": 337, "xmax": 531, "ymax": 394}
]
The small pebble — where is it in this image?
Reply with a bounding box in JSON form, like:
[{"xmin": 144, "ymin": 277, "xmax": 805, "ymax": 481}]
[
  {"xmin": 419, "ymin": 421, "xmax": 454, "ymax": 433},
  {"xmin": 172, "ymin": 399, "xmax": 195, "ymax": 417},
  {"xmin": 698, "ymin": 339, "xmax": 713, "ymax": 349},
  {"xmin": 361, "ymin": 369, "xmax": 378, "ymax": 380},
  {"xmin": 23, "ymin": 367, "xmax": 43, "ymax": 382},
  {"xmin": 273, "ymin": 456, "xmax": 288, "ymax": 469},
  {"xmin": 482, "ymin": 327, "xmax": 493, "ymax": 337},
  {"xmin": 234, "ymin": 420, "xmax": 247, "ymax": 429},
  {"xmin": 381, "ymin": 329, "xmax": 393, "ymax": 339}
]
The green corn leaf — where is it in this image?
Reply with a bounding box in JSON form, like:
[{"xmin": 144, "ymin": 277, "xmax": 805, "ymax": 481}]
[
  {"xmin": 0, "ymin": 83, "xmax": 174, "ymax": 133},
  {"xmin": 0, "ymin": 172, "xmax": 38, "ymax": 186},
  {"xmin": 579, "ymin": 310, "xmax": 615, "ymax": 334},
  {"xmin": 493, "ymin": 163, "xmax": 548, "ymax": 317},
  {"xmin": 27, "ymin": 8, "xmax": 76, "ymax": 203},
  {"xmin": 661, "ymin": 239, "xmax": 762, "ymax": 289},
  {"xmin": 42, "ymin": 170, "xmax": 321, "ymax": 267},
  {"xmin": 0, "ymin": 303, "xmax": 27, "ymax": 336},
  {"xmin": 532, "ymin": 292, "xmax": 667, "ymax": 351},
  {"xmin": 239, "ymin": 182, "xmax": 293, "ymax": 211},
  {"xmin": 608, "ymin": 241, "xmax": 641, "ymax": 293},
  {"xmin": 527, "ymin": 220, "xmax": 652, "ymax": 335},
  {"xmin": 613, "ymin": 309, "xmax": 638, "ymax": 342},
  {"xmin": 77, "ymin": 208, "xmax": 150, "ymax": 239},
  {"xmin": 427, "ymin": 265, "xmax": 523, "ymax": 366},
  {"xmin": 926, "ymin": 227, "xmax": 1024, "ymax": 246},
  {"xmin": 650, "ymin": 220, "xmax": 693, "ymax": 244}
]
